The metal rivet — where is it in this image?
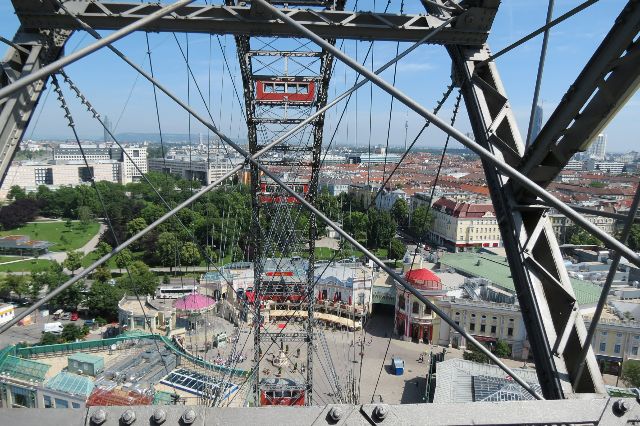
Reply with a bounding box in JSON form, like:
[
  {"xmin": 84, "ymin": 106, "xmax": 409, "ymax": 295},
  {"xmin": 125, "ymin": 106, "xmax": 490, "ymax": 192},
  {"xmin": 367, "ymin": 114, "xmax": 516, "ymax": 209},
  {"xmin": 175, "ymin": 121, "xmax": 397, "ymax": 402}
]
[
  {"xmin": 121, "ymin": 409, "xmax": 136, "ymax": 425},
  {"xmin": 181, "ymin": 408, "xmax": 197, "ymax": 424},
  {"xmin": 90, "ymin": 408, "xmax": 107, "ymax": 425},
  {"xmin": 328, "ymin": 406, "xmax": 343, "ymax": 421},
  {"xmin": 152, "ymin": 408, "xmax": 167, "ymax": 425},
  {"xmin": 373, "ymin": 405, "xmax": 388, "ymax": 420},
  {"xmin": 614, "ymin": 399, "xmax": 630, "ymax": 414}
]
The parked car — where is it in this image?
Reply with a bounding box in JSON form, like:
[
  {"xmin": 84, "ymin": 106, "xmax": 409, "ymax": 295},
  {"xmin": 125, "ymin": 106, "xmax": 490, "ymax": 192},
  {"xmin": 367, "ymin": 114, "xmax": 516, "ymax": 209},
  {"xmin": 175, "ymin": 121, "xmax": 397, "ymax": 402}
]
[
  {"xmin": 44, "ymin": 322, "xmax": 63, "ymax": 334},
  {"xmin": 60, "ymin": 312, "xmax": 71, "ymax": 320},
  {"xmin": 70, "ymin": 312, "xmax": 79, "ymax": 321}
]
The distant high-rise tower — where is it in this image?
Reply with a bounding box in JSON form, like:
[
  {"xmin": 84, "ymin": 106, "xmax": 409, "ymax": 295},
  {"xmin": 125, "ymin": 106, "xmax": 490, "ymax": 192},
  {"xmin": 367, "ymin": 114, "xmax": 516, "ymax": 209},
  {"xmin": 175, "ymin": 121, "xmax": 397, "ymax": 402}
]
[
  {"xmin": 530, "ymin": 104, "xmax": 543, "ymax": 142},
  {"xmin": 587, "ymin": 133, "xmax": 607, "ymax": 160},
  {"xmin": 103, "ymin": 116, "xmax": 114, "ymax": 143}
]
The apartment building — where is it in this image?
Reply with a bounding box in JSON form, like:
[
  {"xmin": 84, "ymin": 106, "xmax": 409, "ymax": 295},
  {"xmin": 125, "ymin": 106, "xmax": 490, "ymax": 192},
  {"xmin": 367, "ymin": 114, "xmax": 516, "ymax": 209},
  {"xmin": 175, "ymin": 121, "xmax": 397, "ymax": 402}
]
[
  {"xmin": 429, "ymin": 197, "xmax": 502, "ymax": 252},
  {"xmin": 148, "ymin": 155, "xmax": 242, "ymax": 185},
  {"xmin": 548, "ymin": 210, "xmax": 616, "ymax": 243},
  {"xmin": 53, "ymin": 143, "xmax": 147, "ymax": 183},
  {"xmin": 375, "ymin": 189, "xmax": 408, "ymax": 211},
  {"xmin": 0, "ymin": 160, "xmax": 120, "ymax": 199},
  {"xmin": 435, "ymin": 297, "xmax": 528, "ymax": 359},
  {"xmin": 585, "ymin": 159, "xmax": 625, "ymax": 175},
  {"xmin": 584, "ymin": 316, "xmax": 640, "ymax": 375}
]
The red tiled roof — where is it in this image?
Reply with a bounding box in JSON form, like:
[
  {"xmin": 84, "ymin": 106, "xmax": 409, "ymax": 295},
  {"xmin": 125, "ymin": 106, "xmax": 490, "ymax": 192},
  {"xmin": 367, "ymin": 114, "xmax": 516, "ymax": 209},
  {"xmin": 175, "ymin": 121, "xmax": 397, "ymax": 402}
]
[{"xmin": 433, "ymin": 197, "xmax": 495, "ymax": 218}]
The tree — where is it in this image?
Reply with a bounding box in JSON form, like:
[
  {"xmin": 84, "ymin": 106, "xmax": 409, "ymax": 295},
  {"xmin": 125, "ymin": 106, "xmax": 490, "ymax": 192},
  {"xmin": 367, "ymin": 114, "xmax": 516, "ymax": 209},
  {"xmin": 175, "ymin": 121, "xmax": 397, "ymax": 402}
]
[
  {"xmin": 95, "ymin": 241, "xmax": 112, "ymax": 258},
  {"xmin": 628, "ymin": 224, "xmax": 640, "ymax": 252},
  {"xmin": 61, "ymin": 324, "xmax": 86, "ymax": 343},
  {"xmin": 0, "ymin": 198, "xmax": 40, "ymax": 230},
  {"xmin": 391, "ymin": 199, "xmax": 409, "ymax": 227},
  {"xmin": 367, "ymin": 209, "xmax": 396, "ymax": 249},
  {"xmin": 5, "ymin": 274, "xmax": 29, "ymax": 301},
  {"xmin": 140, "ymin": 202, "xmax": 165, "ymax": 225},
  {"xmin": 27, "ymin": 272, "xmax": 44, "ymax": 301},
  {"xmin": 127, "ymin": 217, "xmax": 148, "ymax": 250},
  {"xmin": 621, "ymin": 359, "xmax": 640, "ymax": 387},
  {"xmin": 63, "ymin": 250, "xmax": 83, "ymax": 275},
  {"xmin": 180, "ymin": 242, "xmax": 201, "ymax": 273},
  {"xmin": 77, "ymin": 205, "xmax": 93, "ymax": 227},
  {"xmin": 86, "ymin": 280, "xmax": 124, "ymax": 320},
  {"xmin": 127, "ymin": 217, "xmax": 147, "ymax": 237},
  {"xmin": 494, "ymin": 340, "xmax": 512, "ymax": 358},
  {"xmin": 343, "ymin": 212, "xmax": 369, "ymax": 243},
  {"xmin": 119, "ymin": 261, "xmax": 158, "ymax": 295},
  {"xmin": 204, "ymin": 246, "xmax": 218, "ymax": 266},
  {"xmin": 462, "ymin": 344, "xmax": 491, "ymax": 364},
  {"xmin": 156, "ymin": 232, "xmax": 179, "ymax": 270},
  {"xmin": 114, "ymin": 248, "xmax": 133, "ymax": 271},
  {"xmin": 567, "ymin": 226, "xmax": 601, "ymax": 246},
  {"xmin": 40, "ymin": 332, "xmax": 62, "ymax": 345},
  {"xmin": 389, "ymin": 238, "xmax": 406, "ymax": 261},
  {"xmin": 91, "ymin": 265, "xmax": 112, "ymax": 284},
  {"xmin": 34, "ymin": 261, "xmax": 84, "ymax": 310},
  {"xmin": 409, "ymin": 206, "xmax": 434, "ymax": 239},
  {"xmin": 7, "ymin": 185, "xmax": 27, "ymax": 201}
]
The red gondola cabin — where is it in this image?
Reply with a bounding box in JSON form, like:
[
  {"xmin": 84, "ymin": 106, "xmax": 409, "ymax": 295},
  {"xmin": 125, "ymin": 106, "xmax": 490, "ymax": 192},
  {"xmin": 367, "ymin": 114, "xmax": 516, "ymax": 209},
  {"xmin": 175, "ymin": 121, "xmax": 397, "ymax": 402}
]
[
  {"xmin": 259, "ymin": 182, "xmax": 309, "ymax": 204},
  {"xmin": 260, "ymin": 378, "xmax": 305, "ymax": 406},
  {"xmin": 256, "ymin": 80, "xmax": 315, "ymax": 104}
]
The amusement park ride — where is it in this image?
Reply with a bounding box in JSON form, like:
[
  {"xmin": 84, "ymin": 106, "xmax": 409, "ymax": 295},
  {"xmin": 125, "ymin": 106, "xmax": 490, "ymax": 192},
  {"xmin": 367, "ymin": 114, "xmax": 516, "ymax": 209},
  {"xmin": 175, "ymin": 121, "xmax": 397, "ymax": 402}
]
[{"xmin": 0, "ymin": 0, "xmax": 639, "ymax": 423}]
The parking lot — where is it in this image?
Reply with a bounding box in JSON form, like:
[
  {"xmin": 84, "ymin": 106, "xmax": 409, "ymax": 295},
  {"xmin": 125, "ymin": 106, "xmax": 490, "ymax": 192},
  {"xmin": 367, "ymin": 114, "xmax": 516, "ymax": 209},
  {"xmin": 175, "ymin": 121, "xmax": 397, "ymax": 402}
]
[{"xmin": 0, "ymin": 307, "xmax": 101, "ymax": 348}]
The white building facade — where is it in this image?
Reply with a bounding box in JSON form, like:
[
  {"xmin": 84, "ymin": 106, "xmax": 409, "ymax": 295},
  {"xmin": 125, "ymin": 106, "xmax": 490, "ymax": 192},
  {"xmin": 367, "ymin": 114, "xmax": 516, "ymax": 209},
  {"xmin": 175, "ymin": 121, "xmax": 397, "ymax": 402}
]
[{"xmin": 429, "ymin": 197, "xmax": 502, "ymax": 251}]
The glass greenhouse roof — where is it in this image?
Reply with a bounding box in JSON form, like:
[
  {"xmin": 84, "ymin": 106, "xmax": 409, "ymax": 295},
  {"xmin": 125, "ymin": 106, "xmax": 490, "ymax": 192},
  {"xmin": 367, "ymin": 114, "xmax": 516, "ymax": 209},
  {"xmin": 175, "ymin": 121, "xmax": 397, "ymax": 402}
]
[
  {"xmin": 0, "ymin": 355, "xmax": 50, "ymax": 383},
  {"xmin": 45, "ymin": 372, "xmax": 95, "ymax": 397}
]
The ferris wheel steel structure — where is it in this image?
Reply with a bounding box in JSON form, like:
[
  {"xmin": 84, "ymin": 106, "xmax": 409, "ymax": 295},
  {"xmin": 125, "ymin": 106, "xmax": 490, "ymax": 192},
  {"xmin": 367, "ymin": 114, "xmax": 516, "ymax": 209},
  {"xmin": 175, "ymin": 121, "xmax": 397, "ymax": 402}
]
[{"xmin": 0, "ymin": 0, "xmax": 637, "ymax": 408}]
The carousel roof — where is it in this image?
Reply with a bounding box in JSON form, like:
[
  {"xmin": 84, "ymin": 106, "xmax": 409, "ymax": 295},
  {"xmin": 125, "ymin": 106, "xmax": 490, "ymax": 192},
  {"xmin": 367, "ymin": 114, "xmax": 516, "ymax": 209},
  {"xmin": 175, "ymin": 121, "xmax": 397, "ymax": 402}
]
[{"xmin": 174, "ymin": 293, "xmax": 216, "ymax": 311}]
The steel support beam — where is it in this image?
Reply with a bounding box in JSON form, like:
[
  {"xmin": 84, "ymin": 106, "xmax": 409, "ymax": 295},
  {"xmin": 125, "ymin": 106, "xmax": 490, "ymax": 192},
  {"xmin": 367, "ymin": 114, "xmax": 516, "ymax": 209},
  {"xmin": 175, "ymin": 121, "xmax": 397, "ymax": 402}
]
[
  {"xmin": 12, "ymin": 0, "xmax": 494, "ymax": 43},
  {"xmin": 448, "ymin": 44, "xmax": 603, "ymax": 398},
  {"xmin": 2, "ymin": 397, "xmax": 639, "ymax": 425},
  {"xmin": 0, "ymin": 29, "xmax": 69, "ymax": 186},
  {"xmin": 519, "ymin": 0, "xmax": 640, "ymax": 189}
]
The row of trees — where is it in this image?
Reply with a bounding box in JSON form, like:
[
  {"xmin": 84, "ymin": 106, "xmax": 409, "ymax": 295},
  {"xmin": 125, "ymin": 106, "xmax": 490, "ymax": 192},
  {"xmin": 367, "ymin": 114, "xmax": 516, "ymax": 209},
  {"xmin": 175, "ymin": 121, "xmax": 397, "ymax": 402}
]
[
  {"xmin": 3, "ymin": 173, "xmax": 252, "ymax": 268},
  {"xmin": 0, "ymin": 253, "xmax": 160, "ymax": 321},
  {"xmin": 3, "ymin": 171, "xmax": 438, "ymax": 266}
]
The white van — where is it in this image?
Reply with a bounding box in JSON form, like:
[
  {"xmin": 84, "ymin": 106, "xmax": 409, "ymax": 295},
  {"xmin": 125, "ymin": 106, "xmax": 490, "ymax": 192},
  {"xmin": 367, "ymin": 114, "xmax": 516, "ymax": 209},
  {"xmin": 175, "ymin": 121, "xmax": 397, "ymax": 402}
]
[{"xmin": 44, "ymin": 322, "xmax": 64, "ymax": 334}]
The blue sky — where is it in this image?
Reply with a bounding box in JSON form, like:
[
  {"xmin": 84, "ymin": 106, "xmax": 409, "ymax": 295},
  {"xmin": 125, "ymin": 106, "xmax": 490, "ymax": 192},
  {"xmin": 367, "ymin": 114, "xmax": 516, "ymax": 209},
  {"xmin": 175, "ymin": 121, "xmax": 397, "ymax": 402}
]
[{"xmin": 0, "ymin": 0, "xmax": 637, "ymax": 152}]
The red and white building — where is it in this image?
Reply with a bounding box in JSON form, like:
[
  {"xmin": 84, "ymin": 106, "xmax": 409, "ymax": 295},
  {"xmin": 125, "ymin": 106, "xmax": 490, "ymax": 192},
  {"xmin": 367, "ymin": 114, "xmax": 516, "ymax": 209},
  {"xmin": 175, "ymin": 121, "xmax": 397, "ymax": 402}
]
[
  {"xmin": 394, "ymin": 269, "xmax": 447, "ymax": 343},
  {"xmin": 429, "ymin": 197, "xmax": 503, "ymax": 252}
]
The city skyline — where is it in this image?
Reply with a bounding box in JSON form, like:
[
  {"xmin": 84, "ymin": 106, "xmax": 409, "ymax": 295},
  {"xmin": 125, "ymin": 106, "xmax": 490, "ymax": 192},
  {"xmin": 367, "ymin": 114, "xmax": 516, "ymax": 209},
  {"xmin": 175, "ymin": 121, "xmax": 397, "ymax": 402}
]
[{"xmin": 0, "ymin": 1, "xmax": 637, "ymax": 151}]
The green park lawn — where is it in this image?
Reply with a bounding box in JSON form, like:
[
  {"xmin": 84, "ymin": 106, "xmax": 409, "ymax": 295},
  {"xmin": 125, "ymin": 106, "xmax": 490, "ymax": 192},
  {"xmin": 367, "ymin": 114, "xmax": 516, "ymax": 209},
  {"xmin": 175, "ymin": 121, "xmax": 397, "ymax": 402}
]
[
  {"xmin": 0, "ymin": 256, "xmax": 28, "ymax": 263},
  {"xmin": 0, "ymin": 259, "xmax": 54, "ymax": 273},
  {"xmin": 0, "ymin": 221, "xmax": 100, "ymax": 252}
]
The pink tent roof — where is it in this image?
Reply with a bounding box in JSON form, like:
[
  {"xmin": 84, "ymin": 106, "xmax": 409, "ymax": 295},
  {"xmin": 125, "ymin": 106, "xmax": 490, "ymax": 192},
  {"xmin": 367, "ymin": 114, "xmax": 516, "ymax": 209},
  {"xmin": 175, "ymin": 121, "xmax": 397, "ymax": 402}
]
[{"xmin": 173, "ymin": 293, "xmax": 215, "ymax": 311}]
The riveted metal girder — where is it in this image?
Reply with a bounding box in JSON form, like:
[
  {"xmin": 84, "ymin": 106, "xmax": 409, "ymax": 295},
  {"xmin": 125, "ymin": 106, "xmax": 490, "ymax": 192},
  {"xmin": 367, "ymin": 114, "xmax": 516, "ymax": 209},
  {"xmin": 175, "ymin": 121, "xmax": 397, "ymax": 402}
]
[
  {"xmin": 1, "ymin": 397, "xmax": 637, "ymax": 425},
  {"xmin": 518, "ymin": 0, "xmax": 640, "ymax": 189},
  {"xmin": 12, "ymin": 0, "xmax": 496, "ymax": 43},
  {"xmin": 448, "ymin": 43, "xmax": 605, "ymax": 398},
  {"xmin": 0, "ymin": 28, "xmax": 70, "ymax": 186}
]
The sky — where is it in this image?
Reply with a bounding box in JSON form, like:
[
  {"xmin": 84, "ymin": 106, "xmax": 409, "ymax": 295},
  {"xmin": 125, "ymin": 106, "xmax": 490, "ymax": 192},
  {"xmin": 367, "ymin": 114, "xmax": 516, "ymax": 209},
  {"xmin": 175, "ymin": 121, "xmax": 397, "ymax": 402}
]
[{"xmin": 0, "ymin": 0, "xmax": 637, "ymax": 152}]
